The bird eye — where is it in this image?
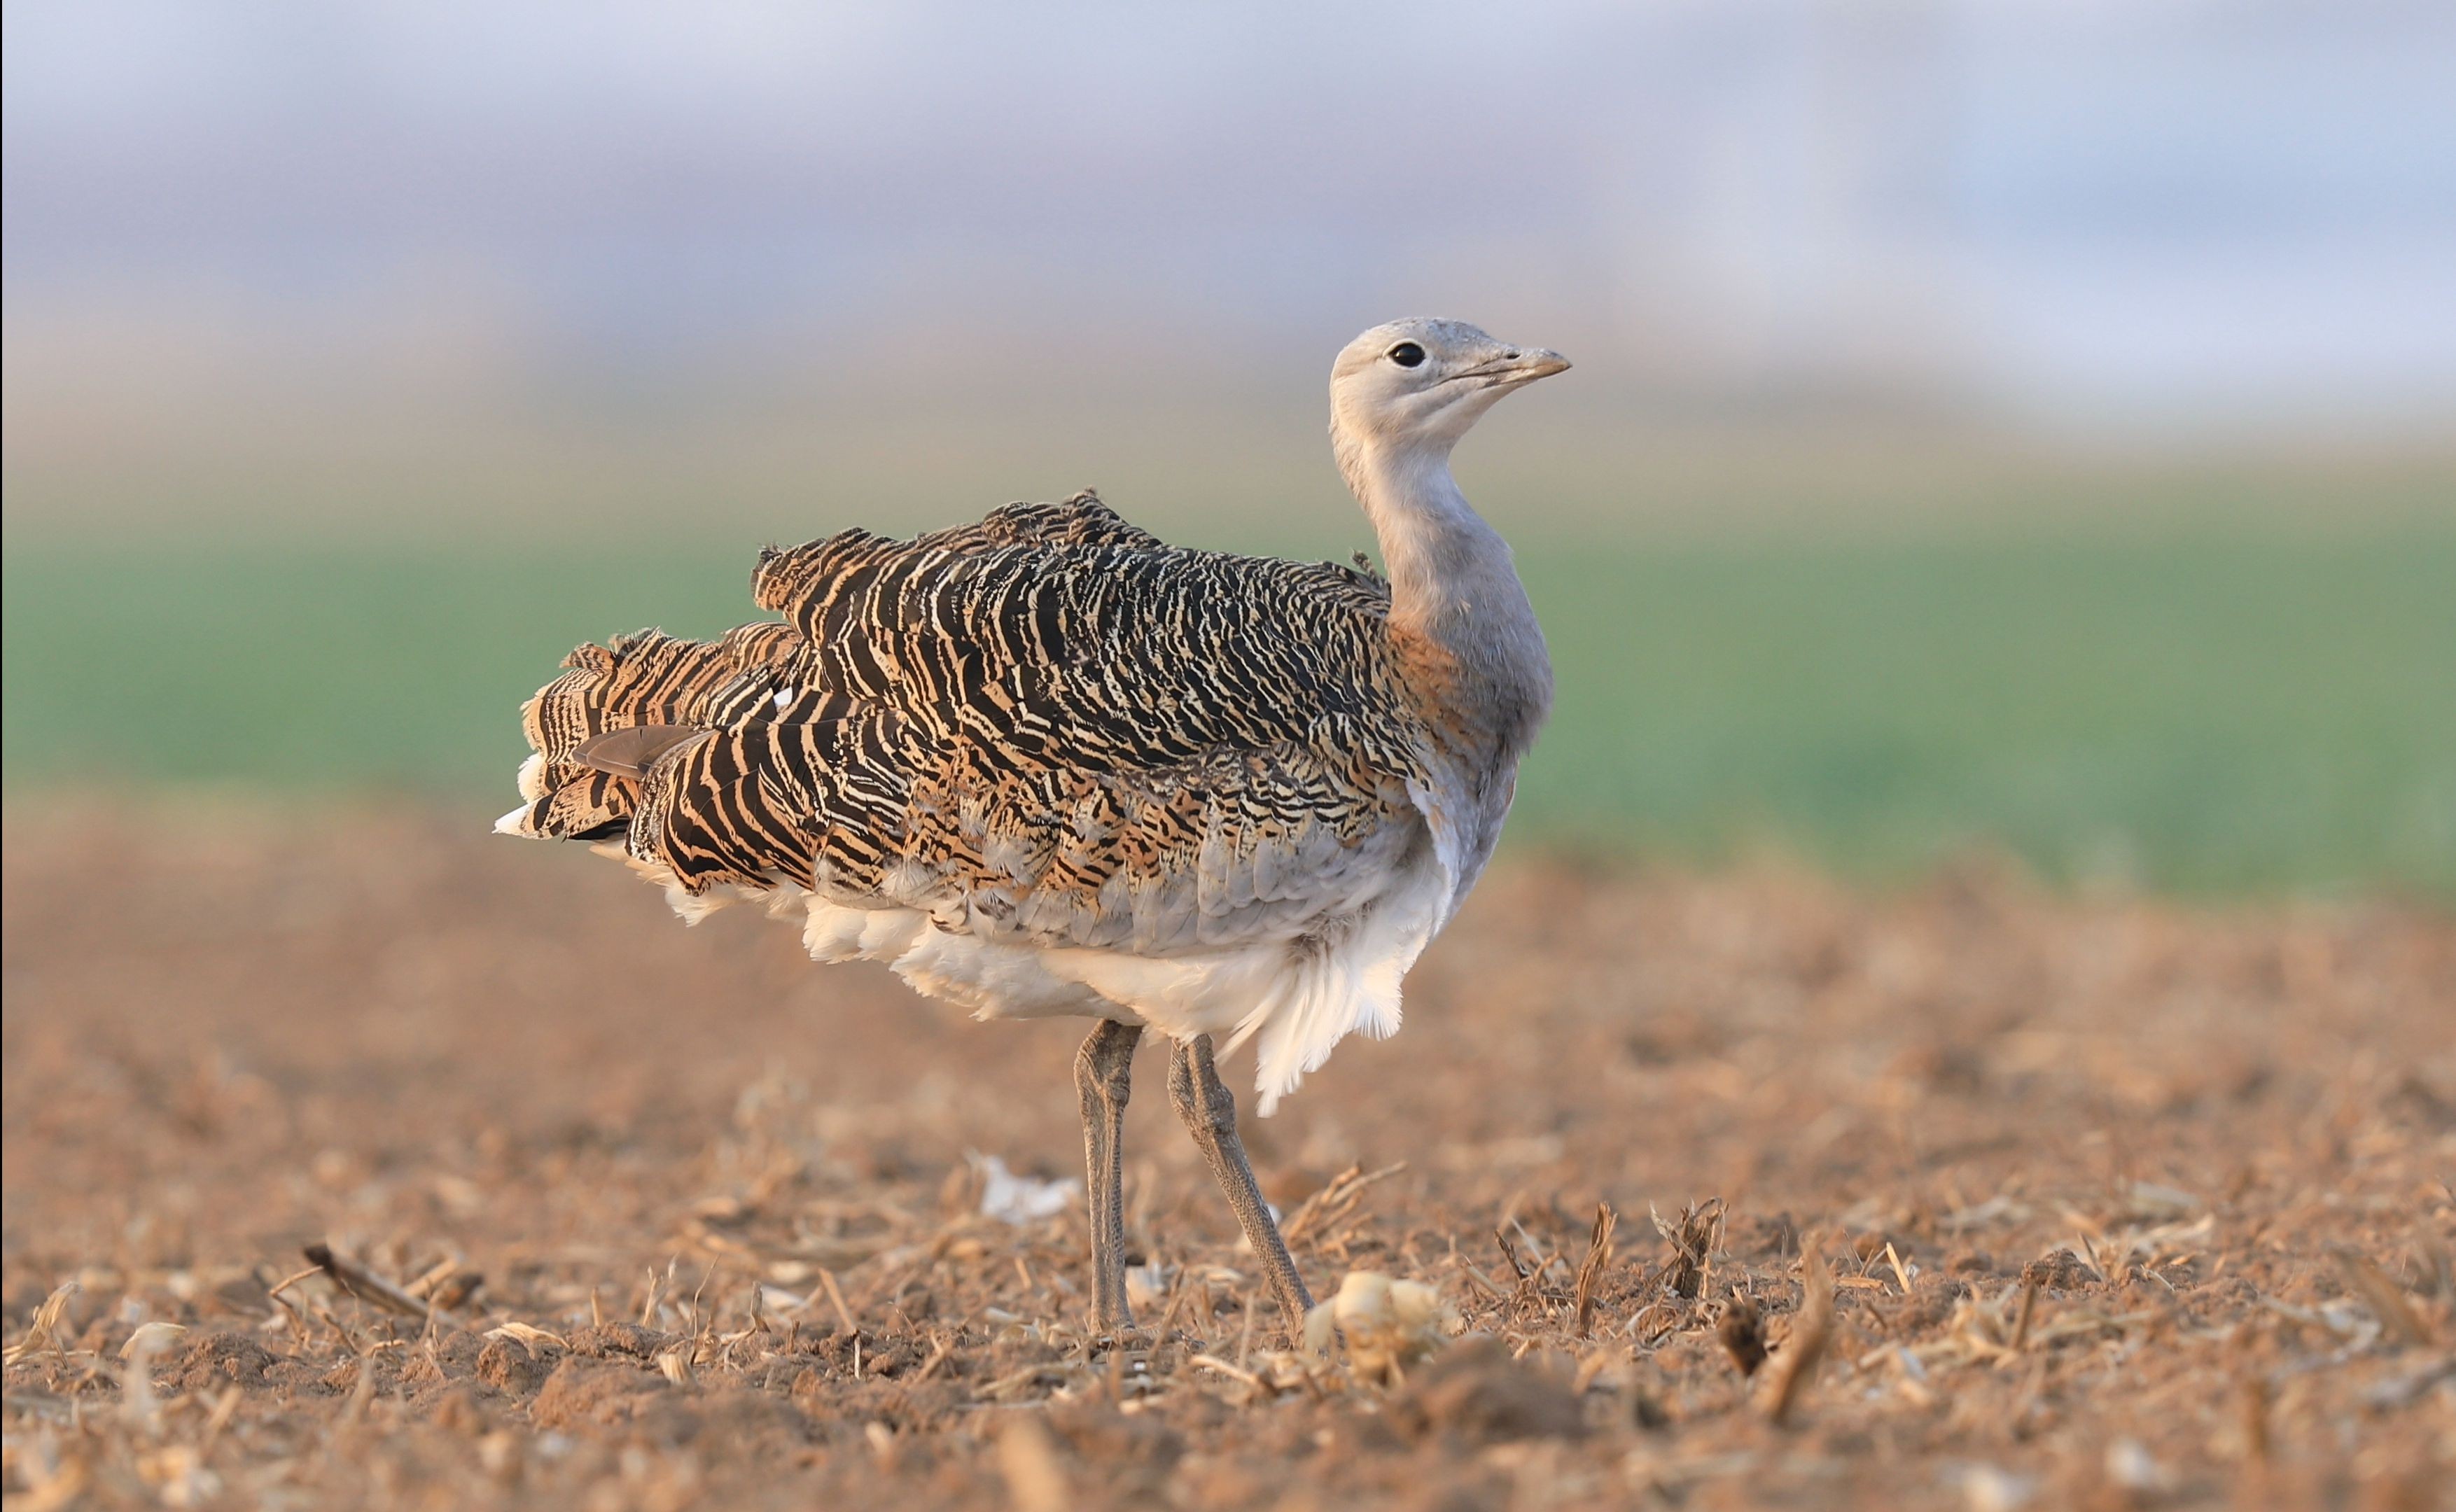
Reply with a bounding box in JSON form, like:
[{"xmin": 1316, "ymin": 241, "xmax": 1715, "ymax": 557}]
[{"xmin": 1387, "ymin": 342, "xmax": 1426, "ymax": 368}]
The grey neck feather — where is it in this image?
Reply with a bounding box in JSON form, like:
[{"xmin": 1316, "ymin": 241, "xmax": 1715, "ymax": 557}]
[{"xmin": 1336, "ymin": 428, "xmax": 1555, "ymax": 775}]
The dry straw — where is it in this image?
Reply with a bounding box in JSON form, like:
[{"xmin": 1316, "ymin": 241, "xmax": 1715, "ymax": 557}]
[{"xmin": 1762, "ymin": 1242, "xmax": 1836, "ymax": 1427}]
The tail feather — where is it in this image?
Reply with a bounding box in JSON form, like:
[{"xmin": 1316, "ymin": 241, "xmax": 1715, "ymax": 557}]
[{"xmin": 499, "ymin": 625, "xmax": 797, "ymax": 841}]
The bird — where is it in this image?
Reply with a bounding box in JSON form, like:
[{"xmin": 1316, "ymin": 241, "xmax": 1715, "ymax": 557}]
[{"xmin": 496, "ymin": 317, "xmax": 1566, "ymax": 1337}]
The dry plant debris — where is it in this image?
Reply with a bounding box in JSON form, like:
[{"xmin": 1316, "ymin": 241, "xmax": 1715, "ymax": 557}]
[
  {"xmin": 1759, "ymin": 1242, "xmax": 1834, "ymax": 1426},
  {"xmin": 1571, "ymin": 1202, "xmax": 1617, "ymax": 1339},
  {"xmin": 1717, "ymin": 1293, "xmax": 1768, "ymax": 1378},
  {"xmin": 4, "ymin": 806, "xmax": 2453, "ymax": 1508},
  {"xmin": 1651, "ymin": 1197, "xmax": 1726, "ymax": 1300}
]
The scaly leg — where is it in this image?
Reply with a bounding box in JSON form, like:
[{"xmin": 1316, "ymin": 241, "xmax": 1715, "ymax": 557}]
[
  {"xmin": 1167, "ymin": 1034, "xmax": 1313, "ymax": 1331},
  {"xmin": 1073, "ymin": 1018, "xmax": 1143, "ymax": 1334}
]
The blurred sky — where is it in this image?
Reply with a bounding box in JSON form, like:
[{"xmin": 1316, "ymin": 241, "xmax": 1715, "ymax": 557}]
[{"xmin": 6, "ymin": 0, "xmax": 2456, "ymax": 535}]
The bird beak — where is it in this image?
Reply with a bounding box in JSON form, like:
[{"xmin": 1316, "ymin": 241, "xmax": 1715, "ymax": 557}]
[
  {"xmin": 1456, "ymin": 346, "xmax": 1571, "ymax": 388},
  {"xmin": 1508, "ymin": 348, "xmax": 1570, "ymax": 382}
]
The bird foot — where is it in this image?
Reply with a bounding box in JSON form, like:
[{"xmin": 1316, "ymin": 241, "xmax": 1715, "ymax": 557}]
[{"xmin": 1083, "ymin": 1322, "xmax": 1147, "ymax": 1352}]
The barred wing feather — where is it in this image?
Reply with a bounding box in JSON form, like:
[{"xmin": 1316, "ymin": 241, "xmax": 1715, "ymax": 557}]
[{"xmin": 501, "ymin": 495, "xmax": 1440, "ymax": 962}]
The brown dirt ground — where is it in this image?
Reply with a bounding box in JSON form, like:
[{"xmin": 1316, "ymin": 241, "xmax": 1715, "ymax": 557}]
[{"xmin": 4, "ymin": 806, "xmax": 2452, "ymax": 1511}]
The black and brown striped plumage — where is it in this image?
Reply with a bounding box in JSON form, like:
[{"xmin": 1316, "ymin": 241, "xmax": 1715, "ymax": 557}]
[{"xmin": 501, "ymin": 494, "xmax": 1449, "ymax": 981}]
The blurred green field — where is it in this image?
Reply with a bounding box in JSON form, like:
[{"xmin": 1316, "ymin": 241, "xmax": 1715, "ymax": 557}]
[{"xmin": 5, "ymin": 528, "xmax": 2452, "ymax": 899}]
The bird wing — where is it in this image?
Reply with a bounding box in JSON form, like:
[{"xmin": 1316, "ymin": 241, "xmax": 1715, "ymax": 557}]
[{"xmin": 502, "ymin": 494, "xmax": 1435, "ymax": 955}]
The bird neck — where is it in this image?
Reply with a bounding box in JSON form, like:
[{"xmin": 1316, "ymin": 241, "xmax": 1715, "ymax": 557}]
[{"xmin": 1338, "ymin": 432, "xmax": 1554, "ymax": 763}]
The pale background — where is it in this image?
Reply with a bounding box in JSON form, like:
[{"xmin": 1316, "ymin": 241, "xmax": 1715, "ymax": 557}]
[{"xmin": 6, "ymin": 0, "xmax": 2452, "ymax": 894}]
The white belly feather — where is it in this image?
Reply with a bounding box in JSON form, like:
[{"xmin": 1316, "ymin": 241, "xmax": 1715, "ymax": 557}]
[
  {"xmin": 786, "ymin": 831, "xmax": 1451, "ymax": 1115},
  {"xmin": 596, "ymin": 763, "xmax": 1480, "ymax": 1116}
]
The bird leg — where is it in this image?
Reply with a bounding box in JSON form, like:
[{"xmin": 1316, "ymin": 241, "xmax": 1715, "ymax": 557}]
[
  {"xmin": 1073, "ymin": 1018, "xmax": 1143, "ymax": 1335},
  {"xmin": 1166, "ymin": 1034, "xmax": 1314, "ymax": 1331}
]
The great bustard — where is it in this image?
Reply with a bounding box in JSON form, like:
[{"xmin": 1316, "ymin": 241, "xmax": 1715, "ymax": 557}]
[{"xmin": 498, "ymin": 318, "xmax": 1566, "ymax": 1334}]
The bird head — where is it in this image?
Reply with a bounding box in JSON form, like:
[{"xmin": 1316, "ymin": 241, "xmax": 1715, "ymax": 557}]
[{"xmin": 1328, "ymin": 317, "xmax": 1569, "ymax": 461}]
